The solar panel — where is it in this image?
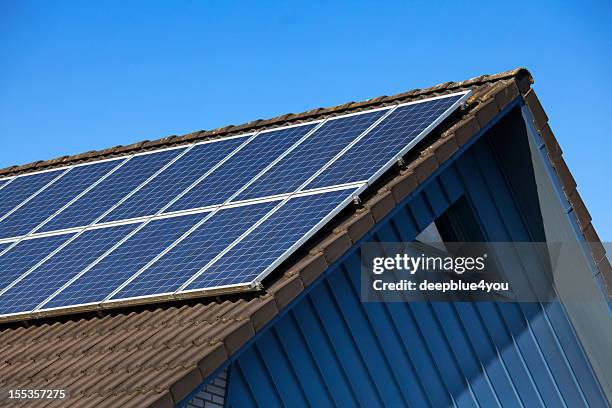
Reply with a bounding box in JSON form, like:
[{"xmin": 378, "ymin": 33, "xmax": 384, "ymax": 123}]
[
  {"xmin": 108, "ymin": 201, "xmax": 277, "ymax": 301},
  {"xmin": 0, "ymin": 234, "xmax": 74, "ymax": 291},
  {"xmin": 39, "ymin": 148, "xmax": 187, "ymax": 232},
  {"xmin": 0, "ymin": 160, "xmax": 121, "ymax": 239},
  {"xmin": 307, "ymin": 94, "xmax": 465, "ymax": 189},
  {"xmin": 182, "ymin": 188, "xmax": 357, "ymax": 291},
  {"xmin": 234, "ymin": 109, "xmax": 390, "ymax": 201},
  {"xmin": 42, "ymin": 213, "xmax": 206, "ymax": 309},
  {"xmin": 166, "ymin": 123, "xmax": 317, "ymax": 213},
  {"xmin": 0, "ymin": 224, "xmax": 139, "ymax": 315},
  {"xmin": 0, "ymin": 169, "xmax": 65, "ymax": 221},
  {"xmin": 0, "ymin": 90, "xmax": 469, "ymax": 319},
  {"xmin": 101, "ymin": 137, "xmax": 248, "ymax": 222}
]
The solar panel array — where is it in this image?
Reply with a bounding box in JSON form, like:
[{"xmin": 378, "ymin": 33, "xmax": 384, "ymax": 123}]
[{"xmin": 0, "ymin": 91, "xmax": 469, "ymax": 319}]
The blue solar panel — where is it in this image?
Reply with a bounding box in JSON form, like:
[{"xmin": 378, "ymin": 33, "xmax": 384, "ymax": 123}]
[
  {"xmin": 39, "ymin": 148, "xmax": 186, "ymax": 232},
  {"xmin": 235, "ymin": 110, "xmax": 389, "ymax": 201},
  {"xmin": 102, "ymin": 137, "xmax": 247, "ymax": 223},
  {"xmin": 0, "ymin": 179, "xmax": 10, "ymax": 190},
  {"xmin": 0, "ymin": 160, "xmax": 121, "ymax": 239},
  {"xmin": 166, "ymin": 124, "xmax": 317, "ymax": 213},
  {"xmin": 43, "ymin": 213, "xmax": 206, "ymax": 308},
  {"xmin": 183, "ymin": 188, "xmax": 355, "ymax": 291},
  {"xmin": 0, "ymin": 224, "xmax": 139, "ymax": 315},
  {"xmin": 307, "ymin": 94, "xmax": 464, "ymax": 189},
  {"xmin": 0, "ymin": 233, "xmax": 74, "ymax": 291},
  {"xmin": 110, "ymin": 202, "xmax": 276, "ymax": 300},
  {"xmin": 0, "ymin": 170, "xmax": 65, "ymax": 220}
]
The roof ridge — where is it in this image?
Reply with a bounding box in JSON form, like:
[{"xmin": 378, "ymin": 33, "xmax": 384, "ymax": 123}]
[{"xmin": 0, "ymin": 67, "xmax": 532, "ymax": 177}]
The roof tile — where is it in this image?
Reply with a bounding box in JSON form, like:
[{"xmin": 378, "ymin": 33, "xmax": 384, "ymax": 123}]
[
  {"xmin": 568, "ymin": 190, "xmax": 592, "ymax": 231},
  {"xmin": 385, "ymin": 170, "xmax": 418, "ymax": 204},
  {"xmin": 215, "ymin": 319, "xmax": 255, "ymax": 355},
  {"xmin": 169, "ymin": 365, "xmax": 202, "ymax": 403},
  {"xmin": 312, "ymin": 231, "xmax": 353, "ymax": 265},
  {"xmin": 431, "ymin": 133, "xmax": 459, "ymax": 165},
  {"xmin": 267, "ymin": 274, "xmax": 305, "ymax": 310},
  {"xmin": 195, "ymin": 342, "xmax": 227, "ymax": 379},
  {"xmin": 286, "ymin": 253, "xmax": 329, "ymax": 288},
  {"xmin": 412, "ymin": 153, "xmax": 439, "ymax": 184},
  {"xmin": 551, "ymin": 157, "xmax": 577, "ymax": 196},
  {"xmin": 523, "ymin": 89, "xmax": 549, "ymax": 131},
  {"xmin": 449, "ymin": 115, "xmax": 480, "ymax": 147},
  {"xmin": 597, "ymin": 258, "xmax": 612, "ymax": 297},
  {"xmin": 336, "ymin": 210, "xmax": 376, "ymax": 244},
  {"xmin": 364, "ymin": 190, "xmax": 396, "ymax": 223},
  {"xmin": 474, "ymin": 97, "xmax": 500, "ymax": 129}
]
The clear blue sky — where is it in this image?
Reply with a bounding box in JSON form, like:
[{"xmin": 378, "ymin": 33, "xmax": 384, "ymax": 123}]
[{"xmin": 1, "ymin": 1, "xmax": 610, "ymax": 239}]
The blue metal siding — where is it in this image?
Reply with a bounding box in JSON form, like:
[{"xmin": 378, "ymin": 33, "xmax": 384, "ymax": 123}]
[{"xmin": 224, "ymin": 134, "xmax": 607, "ymax": 407}]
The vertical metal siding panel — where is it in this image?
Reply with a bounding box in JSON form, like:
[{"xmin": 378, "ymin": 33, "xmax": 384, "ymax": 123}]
[
  {"xmin": 407, "ymin": 193, "xmax": 435, "ymax": 231},
  {"xmin": 229, "ymin": 362, "xmax": 262, "ymax": 408},
  {"xmin": 426, "ymin": 302, "xmax": 504, "ymax": 408},
  {"xmin": 541, "ymin": 307, "xmax": 608, "ymax": 406},
  {"xmin": 273, "ymin": 314, "xmax": 336, "ymax": 407},
  {"xmin": 410, "ymin": 302, "xmax": 482, "ymax": 408},
  {"xmin": 449, "ymin": 303, "xmax": 523, "ymax": 407},
  {"xmin": 291, "ymin": 298, "xmax": 360, "ymax": 407},
  {"xmin": 343, "ymin": 251, "xmax": 440, "ymax": 407},
  {"xmin": 326, "ymin": 263, "xmax": 409, "ymax": 406},
  {"xmin": 233, "ymin": 347, "xmax": 285, "ymax": 407},
  {"xmin": 255, "ymin": 330, "xmax": 310, "ymax": 408},
  {"xmin": 421, "ymin": 178, "xmax": 519, "ymax": 407},
  {"xmin": 407, "ymin": 189, "xmax": 490, "ymax": 406},
  {"xmin": 373, "ymin": 224, "xmax": 456, "ymax": 407},
  {"xmin": 454, "ymin": 150, "xmax": 568, "ymax": 406},
  {"xmin": 439, "ymin": 164, "xmax": 465, "ymax": 203},
  {"xmin": 476, "ymin": 303, "xmax": 547, "ymax": 407},
  {"xmin": 309, "ymin": 280, "xmax": 385, "ymax": 406},
  {"xmin": 385, "ymin": 301, "xmax": 457, "ymax": 407},
  {"xmin": 386, "ymin": 206, "xmax": 419, "ymax": 242},
  {"xmin": 495, "ymin": 304, "xmax": 568, "ymax": 407},
  {"xmin": 423, "ymin": 178, "xmax": 451, "ymax": 217},
  {"xmin": 437, "ymin": 164, "xmax": 543, "ymax": 406},
  {"xmin": 519, "ymin": 307, "xmax": 588, "ymax": 407}
]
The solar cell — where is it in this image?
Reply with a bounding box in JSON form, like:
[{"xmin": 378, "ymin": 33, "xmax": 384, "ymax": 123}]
[
  {"xmin": 0, "ymin": 224, "xmax": 139, "ymax": 315},
  {"xmin": 0, "ymin": 160, "xmax": 122, "ymax": 239},
  {"xmin": 0, "ymin": 243, "xmax": 9, "ymax": 257},
  {"xmin": 235, "ymin": 109, "xmax": 390, "ymax": 201},
  {"xmin": 0, "ymin": 233, "xmax": 74, "ymax": 291},
  {"xmin": 182, "ymin": 188, "xmax": 356, "ymax": 291},
  {"xmin": 109, "ymin": 201, "xmax": 277, "ymax": 301},
  {"xmin": 306, "ymin": 94, "xmax": 465, "ymax": 189},
  {"xmin": 0, "ymin": 169, "xmax": 65, "ymax": 221},
  {"xmin": 42, "ymin": 213, "xmax": 206, "ymax": 309},
  {"xmin": 39, "ymin": 148, "xmax": 186, "ymax": 232},
  {"xmin": 102, "ymin": 137, "xmax": 248, "ymax": 222},
  {"xmin": 0, "ymin": 179, "xmax": 10, "ymax": 190},
  {"xmin": 166, "ymin": 123, "xmax": 317, "ymax": 213}
]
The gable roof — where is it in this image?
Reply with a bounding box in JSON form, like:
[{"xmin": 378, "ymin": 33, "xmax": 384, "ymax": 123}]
[{"xmin": 0, "ymin": 68, "xmax": 608, "ymax": 408}]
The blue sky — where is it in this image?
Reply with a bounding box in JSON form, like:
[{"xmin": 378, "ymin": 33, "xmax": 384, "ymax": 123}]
[{"xmin": 1, "ymin": 1, "xmax": 610, "ymax": 239}]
